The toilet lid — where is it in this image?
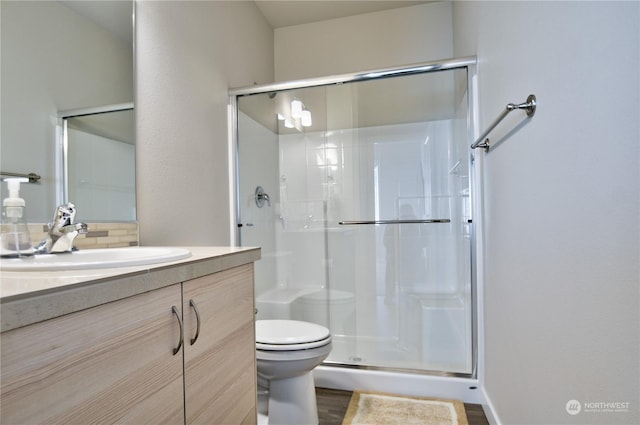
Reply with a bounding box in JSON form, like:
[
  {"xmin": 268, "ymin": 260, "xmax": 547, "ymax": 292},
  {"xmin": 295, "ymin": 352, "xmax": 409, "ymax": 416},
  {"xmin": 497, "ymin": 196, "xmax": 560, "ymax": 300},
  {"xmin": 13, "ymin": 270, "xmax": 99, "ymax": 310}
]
[{"xmin": 256, "ymin": 320, "xmax": 331, "ymax": 351}]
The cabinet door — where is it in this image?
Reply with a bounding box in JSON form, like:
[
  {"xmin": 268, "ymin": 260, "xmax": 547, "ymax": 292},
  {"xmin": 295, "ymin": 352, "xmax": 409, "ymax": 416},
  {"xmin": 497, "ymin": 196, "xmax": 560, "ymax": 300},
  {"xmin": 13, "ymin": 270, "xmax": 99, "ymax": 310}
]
[
  {"xmin": 1, "ymin": 284, "xmax": 185, "ymax": 425},
  {"xmin": 183, "ymin": 264, "xmax": 257, "ymax": 425}
]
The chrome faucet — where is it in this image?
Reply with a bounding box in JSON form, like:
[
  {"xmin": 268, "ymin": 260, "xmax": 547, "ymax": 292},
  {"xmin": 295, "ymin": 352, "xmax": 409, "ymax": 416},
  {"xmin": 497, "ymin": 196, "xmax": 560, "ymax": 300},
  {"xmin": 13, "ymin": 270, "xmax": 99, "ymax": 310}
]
[{"xmin": 35, "ymin": 203, "xmax": 88, "ymax": 254}]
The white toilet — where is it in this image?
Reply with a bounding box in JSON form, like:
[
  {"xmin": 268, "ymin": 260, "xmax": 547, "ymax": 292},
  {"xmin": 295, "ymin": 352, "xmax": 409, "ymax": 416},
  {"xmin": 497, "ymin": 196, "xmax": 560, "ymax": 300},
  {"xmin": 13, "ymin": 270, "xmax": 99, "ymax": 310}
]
[{"xmin": 255, "ymin": 320, "xmax": 332, "ymax": 425}]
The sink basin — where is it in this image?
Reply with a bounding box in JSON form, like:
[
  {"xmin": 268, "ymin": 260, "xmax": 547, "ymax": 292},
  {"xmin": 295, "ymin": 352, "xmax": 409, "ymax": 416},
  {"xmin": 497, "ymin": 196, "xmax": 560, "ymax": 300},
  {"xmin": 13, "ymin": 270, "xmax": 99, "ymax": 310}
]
[{"xmin": 0, "ymin": 247, "xmax": 192, "ymax": 271}]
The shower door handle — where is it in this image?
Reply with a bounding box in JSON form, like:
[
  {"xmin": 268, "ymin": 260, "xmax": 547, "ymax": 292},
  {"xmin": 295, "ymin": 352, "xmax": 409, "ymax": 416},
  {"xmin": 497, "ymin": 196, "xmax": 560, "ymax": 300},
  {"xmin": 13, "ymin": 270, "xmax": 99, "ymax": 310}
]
[{"xmin": 338, "ymin": 219, "xmax": 450, "ymax": 225}]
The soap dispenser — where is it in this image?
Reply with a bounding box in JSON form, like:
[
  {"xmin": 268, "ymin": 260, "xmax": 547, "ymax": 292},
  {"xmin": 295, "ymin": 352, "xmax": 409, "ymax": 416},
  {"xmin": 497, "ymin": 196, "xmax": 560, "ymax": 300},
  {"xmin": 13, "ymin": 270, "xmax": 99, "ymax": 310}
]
[{"xmin": 1, "ymin": 178, "xmax": 34, "ymax": 257}]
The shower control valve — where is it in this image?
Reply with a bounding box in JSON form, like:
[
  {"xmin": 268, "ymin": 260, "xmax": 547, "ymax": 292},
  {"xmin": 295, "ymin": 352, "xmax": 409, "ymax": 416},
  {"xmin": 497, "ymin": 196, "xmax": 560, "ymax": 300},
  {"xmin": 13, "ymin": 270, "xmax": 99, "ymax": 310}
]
[{"xmin": 255, "ymin": 186, "xmax": 271, "ymax": 208}]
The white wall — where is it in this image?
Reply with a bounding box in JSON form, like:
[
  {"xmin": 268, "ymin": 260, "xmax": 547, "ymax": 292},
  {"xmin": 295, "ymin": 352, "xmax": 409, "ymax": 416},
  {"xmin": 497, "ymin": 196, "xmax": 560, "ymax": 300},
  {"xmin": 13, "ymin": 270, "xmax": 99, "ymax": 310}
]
[
  {"xmin": 274, "ymin": 2, "xmax": 453, "ymax": 81},
  {"xmin": 135, "ymin": 0, "xmax": 274, "ymax": 245},
  {"xmin": 453, "ymin": 2, "xmax": 639, "ymax": 424},
  {"xmin": 0, "ymin": 1, "xmax": 133, "ymax": 221}
]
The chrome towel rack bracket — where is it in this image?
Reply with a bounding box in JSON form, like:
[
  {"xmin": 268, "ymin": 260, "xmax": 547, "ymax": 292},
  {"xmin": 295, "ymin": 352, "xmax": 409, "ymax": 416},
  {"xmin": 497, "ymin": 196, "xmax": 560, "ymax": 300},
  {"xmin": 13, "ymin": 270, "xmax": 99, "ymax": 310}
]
[
  {"xmin": 471, "ymin": 94, "xmax": 537, "ymax": 152},
  {"xmin": 1, "ymin": 171, "xmax": 41, "ymax": 183}
]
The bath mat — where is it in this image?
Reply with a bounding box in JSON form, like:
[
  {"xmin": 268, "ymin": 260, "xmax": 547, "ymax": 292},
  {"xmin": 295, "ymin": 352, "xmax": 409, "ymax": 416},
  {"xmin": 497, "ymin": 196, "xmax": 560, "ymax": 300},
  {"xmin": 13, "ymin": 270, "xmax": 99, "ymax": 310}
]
[{"xmin": 342, "ymin": 391, "xmax": 468, "ymax": 425}]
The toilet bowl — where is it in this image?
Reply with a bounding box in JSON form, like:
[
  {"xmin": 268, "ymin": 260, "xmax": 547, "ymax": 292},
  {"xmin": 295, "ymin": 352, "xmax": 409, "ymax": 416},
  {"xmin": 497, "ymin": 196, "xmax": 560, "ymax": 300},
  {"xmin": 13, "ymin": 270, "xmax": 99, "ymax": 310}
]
[{"xmin": 256, "ymin": 320, "xmax": 332, "ymax": 425}]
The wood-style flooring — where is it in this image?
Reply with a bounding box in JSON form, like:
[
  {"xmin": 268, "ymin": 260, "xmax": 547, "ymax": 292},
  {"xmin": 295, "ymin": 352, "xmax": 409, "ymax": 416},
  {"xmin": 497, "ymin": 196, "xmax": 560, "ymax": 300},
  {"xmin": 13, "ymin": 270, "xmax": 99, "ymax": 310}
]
[{"xmin": 316, "ymin": 387, "xmax": 489, "ymax": 425}]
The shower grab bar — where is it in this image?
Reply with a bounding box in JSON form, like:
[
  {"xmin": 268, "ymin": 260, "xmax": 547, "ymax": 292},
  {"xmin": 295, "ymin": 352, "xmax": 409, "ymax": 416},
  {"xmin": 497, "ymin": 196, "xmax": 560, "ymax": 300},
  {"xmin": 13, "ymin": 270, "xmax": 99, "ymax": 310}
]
[
  {"xmin": 339, "ymin": 219, "xmax": 450, "ymax": 225},
  {"xmin": 1, "ymin": 171, "xmax": 41, "ymax": 183},
  {"xmin": 471, "ymin": 94, "xmax": 537, "ymax": 151}
]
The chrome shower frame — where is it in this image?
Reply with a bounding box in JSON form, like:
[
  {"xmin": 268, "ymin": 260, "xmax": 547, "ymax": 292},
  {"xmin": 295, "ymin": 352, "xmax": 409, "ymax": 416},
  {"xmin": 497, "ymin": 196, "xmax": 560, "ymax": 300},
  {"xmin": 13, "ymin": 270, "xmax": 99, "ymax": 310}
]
[{"xmin": 228, "ymin": 57, "xmax": 482, "ymax": 394}]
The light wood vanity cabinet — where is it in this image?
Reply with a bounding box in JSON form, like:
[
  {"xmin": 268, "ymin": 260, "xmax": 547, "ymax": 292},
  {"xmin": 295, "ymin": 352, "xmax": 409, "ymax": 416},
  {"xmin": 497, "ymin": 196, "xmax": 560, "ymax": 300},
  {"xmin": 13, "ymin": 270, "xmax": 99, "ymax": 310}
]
[
  {"xmin": 183, "ymin": 264, "xmax": 257, "ymax": 424},
  {"xmin": 0, "ymin": 263, "xmax": 257, "ymax": 425},
  {"xmin": 1, "ymin": 284, "xmax": 185, "ymax": 424}
]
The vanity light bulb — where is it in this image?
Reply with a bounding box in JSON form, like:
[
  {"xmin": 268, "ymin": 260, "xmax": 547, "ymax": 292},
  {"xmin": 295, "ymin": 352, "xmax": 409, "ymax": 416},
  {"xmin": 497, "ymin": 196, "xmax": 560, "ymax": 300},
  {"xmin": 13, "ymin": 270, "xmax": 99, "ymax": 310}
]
[
  {"xmin": 301, "ymin": 110, "xmax": 312, "ymax": 127},
  {"xmin": 284, "ymin": 119, "xmax": 294, "ymax": 128},
  {"xmin": 291, "ymin": 100, "xmax": 303, "ymax": 118}
]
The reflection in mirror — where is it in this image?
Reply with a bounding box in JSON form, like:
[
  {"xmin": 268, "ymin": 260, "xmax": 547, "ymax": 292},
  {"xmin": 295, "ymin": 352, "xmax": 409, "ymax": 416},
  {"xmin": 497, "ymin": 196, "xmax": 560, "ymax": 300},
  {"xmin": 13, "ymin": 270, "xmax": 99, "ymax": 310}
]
[
  {"xmin": 62, "ymin": 105, "xmax": 135, "ymax": 222},
  {"xmin": 0, "ymin": 0, "xmax": 134, "ymax": 221}
]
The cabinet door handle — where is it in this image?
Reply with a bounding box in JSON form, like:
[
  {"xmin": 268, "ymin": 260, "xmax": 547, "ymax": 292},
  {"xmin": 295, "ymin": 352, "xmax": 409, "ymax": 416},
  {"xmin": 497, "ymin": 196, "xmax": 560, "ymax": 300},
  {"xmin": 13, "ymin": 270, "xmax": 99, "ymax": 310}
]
[
  {"xmin": 172, "ymin": 305, "xmax": 183, "ymax": 355},
  {"xmin": 189, "ymin": 299, "xmax": 201, "ymax": 345}
]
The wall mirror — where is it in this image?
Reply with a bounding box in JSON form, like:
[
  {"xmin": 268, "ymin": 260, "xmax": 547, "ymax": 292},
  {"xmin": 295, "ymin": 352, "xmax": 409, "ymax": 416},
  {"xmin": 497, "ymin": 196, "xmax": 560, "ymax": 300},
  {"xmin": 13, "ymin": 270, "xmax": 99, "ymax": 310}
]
[{"xmin": 0, "ymin": 0, "xmax": 135, "ymax": 222}]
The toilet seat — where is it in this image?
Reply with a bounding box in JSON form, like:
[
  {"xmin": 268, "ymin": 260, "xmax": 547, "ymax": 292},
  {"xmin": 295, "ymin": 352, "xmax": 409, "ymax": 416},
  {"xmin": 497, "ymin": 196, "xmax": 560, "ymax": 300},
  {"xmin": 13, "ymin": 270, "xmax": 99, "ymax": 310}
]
[
  {"xmin": 256, "ymin": 320, "xmax": 331, "ymax": 351},
  {"xmin": 256, "ymin": 337, "xmax": 331, "ymax": 351}
]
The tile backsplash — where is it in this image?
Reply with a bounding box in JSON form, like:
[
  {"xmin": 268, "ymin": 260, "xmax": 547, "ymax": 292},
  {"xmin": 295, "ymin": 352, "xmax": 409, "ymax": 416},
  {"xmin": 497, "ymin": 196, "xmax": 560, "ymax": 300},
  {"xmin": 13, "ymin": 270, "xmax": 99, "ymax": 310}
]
[{"xmin": 28, "ymin": 223, "xmax": 139, "ymax": 250}]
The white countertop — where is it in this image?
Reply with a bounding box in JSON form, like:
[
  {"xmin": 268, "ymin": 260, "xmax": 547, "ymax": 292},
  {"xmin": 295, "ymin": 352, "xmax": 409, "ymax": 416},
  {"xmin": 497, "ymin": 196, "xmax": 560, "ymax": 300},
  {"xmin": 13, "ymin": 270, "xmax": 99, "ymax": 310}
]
[{"xmin": 0, "ymin": 246, "xmax": 261, "ymax": 332}]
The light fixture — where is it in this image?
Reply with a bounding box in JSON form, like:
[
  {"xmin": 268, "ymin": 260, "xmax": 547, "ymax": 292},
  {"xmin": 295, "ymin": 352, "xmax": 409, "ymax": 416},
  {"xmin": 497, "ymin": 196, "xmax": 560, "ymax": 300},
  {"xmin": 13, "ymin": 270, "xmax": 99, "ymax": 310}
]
[
  {"xmin": 284, "ymin": 119, "xmax": 294, "ymax": 128},
  {"xmin": 301, "ymin": 109, "xmax": 312, "ymax": 127},
  {"xmin": 277, "ymin": 113, "xmax": 285, "ymax": 121},
  {"xmin": 291, "ymin": 99, "xmax": 303, "ymax": 118}
]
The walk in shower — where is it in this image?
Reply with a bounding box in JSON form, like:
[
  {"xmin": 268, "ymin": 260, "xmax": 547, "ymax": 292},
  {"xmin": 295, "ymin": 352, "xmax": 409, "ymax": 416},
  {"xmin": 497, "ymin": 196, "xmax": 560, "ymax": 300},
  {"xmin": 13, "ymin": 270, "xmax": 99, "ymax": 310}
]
[{"xmin": 230, "ymin": 57, "xmax": 478, "ymax": 384}]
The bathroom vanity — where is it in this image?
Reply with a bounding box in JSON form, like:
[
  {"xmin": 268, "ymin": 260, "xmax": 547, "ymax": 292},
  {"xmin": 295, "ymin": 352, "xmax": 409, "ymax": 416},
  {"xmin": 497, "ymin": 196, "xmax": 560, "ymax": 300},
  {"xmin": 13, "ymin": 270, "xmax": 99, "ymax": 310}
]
[{"xmin": 0, "ymin": 246, "xmax": 260, "ymax": 425}]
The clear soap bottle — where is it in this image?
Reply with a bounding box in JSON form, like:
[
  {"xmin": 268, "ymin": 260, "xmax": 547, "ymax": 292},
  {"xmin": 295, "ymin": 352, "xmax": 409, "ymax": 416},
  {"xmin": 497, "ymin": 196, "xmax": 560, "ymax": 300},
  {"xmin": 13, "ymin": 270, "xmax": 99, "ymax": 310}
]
[{"xmin": 1, "ymin": 178, "xmax": 34, "ymax": 257}]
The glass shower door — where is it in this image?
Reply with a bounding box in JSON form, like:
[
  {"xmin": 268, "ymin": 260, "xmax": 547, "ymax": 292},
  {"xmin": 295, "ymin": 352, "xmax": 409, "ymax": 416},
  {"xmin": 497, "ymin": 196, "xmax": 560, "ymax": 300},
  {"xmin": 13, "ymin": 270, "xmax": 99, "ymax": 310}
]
[
  {"xmin": 321, "ymin": 70, "xmax": 472, "ymax": 373},
  {"xmin": 235, "ymin": 65, "xmax": 473, "ymax": 375}
]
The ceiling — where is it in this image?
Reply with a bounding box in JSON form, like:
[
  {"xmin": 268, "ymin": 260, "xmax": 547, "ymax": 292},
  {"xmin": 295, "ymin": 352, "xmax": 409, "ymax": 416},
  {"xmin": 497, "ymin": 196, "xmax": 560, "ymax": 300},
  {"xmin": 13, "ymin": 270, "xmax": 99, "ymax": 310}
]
[{"xmin": 254, "ymin": 0, "xmax": 432, "ymax": 28}]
